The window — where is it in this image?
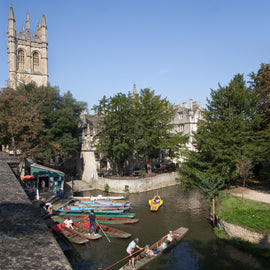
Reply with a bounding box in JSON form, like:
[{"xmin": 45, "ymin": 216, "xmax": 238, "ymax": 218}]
[
  {"xmin": 33, "ymin": 52, "xmax": 39, "ymax": 72},
  {"xmin": 179, "ymin": 124, "xmax": 184, "ymax": 132},
  {"xmin": 178, "ymin": 112, "xmax": 183, "ymax": 119},
  {"xmin": 17, "ymin": 50, "xmax": 25, "ymax": 70}
]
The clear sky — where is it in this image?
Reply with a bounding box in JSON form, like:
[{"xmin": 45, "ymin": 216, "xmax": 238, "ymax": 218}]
[{"xmin": 0, "ymin": 0, "xmax": 269, "ymax": 112}]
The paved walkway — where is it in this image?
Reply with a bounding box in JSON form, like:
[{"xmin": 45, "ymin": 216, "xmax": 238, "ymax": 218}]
[{"xmin": 230, "ymin": 186, "xmax": 270, "ymax": 204}]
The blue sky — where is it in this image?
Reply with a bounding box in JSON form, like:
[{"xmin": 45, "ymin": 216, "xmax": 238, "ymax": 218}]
[{"xmin": 0, "ymin": 0, "xmax": 269, "ymax": 112}]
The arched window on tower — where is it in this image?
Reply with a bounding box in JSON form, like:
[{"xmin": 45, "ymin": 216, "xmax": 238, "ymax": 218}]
[
  {"xmin": 33, "ymin": 52, "xmax": 39, "ymax": 72},
  {"xmin": 17, "ymin": 50, "xmax": 25, "ymax": 70}
]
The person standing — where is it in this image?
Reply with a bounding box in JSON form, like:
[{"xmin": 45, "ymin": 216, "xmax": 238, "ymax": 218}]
[
  {"xmin": 41, "ymin": 180, "xmax": 45, "ymax": 192},
  {"xmin": 126, "ymin": 238, "xmax": 142, "ymax": 268},
  {"xmin": 88, "ymin": 210, "xmax": 97, "ymax": 235}
]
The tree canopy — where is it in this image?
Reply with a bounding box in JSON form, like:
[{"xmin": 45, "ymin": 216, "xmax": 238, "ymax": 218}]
[
  {"xmin": 0, "ymin": 83, "xmax": 87, "ymax": 162},
  {"xmin": 179, "ymin": 73, "xmax": 270, "ymax": 189},
  {"xmin": 93, "ymin": 88, "xmax": 188, "ymax": 175},
  {"xmin": 93, "ymin": 93, "xmax": 135, "ymax": 174}
]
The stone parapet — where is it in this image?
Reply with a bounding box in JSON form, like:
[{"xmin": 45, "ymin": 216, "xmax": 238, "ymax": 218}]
[
  {"xmin": 217, "ymin": 219, "xmax": 270, "ymax": 249},
  {"xmin": 0, "ymin": 158, "xmax": 72, "ymax": 270}
]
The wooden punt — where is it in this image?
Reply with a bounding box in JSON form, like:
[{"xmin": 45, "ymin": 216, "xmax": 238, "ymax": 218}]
[
  {"xmin": 52, "ymin": 216, "xmax": 102, "ymax": 240},
  {"xmin": 119, "ymin": 227, "xmax": 188, "ymax": 270},
  {"xmin": 73, "ymin": 195, "xmax": 125, "ymax": 200},
  {"xmin": 80, "ymin": 220, "xmax": 132, "ymax": 239},
  {"xmin": 58, "ymin": 207, "xmax": 125, "ymax": 214},
  {"xmin": 58, "ymin": 212, "xmax": 136, "ymax": 219},
  {"xmin": 49, "ymin": 226, "xmax": 73, "ymax": 251},
  {"xmin": 50, "ymin": 223, "xmax": 89, "ymax": 245},
  {"xmin": 73, "ymin": 215, "xmax": 139, "ymax": 225}
]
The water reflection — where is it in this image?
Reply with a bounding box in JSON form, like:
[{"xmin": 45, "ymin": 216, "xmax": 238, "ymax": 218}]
[{"xmin": 64, "ymin": 186, "xmax": 269, "ymax": 270}]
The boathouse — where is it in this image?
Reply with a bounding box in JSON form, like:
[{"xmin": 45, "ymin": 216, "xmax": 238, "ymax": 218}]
[{"xmin": 30, "ymin": 163, "xmax": 65, "ymax": 195}]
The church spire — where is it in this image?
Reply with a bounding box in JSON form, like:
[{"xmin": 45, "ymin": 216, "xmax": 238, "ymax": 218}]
[
  {"xmin": 8, "ymin": 6, "xmax": 15, "ymax": 36},
  {"xmin": 26, "ymin": 12, "xmax": 30, "ymax": 32},
  {"xmin": 132, "ymin": 83, "xmax": 137, "ymax": 98}
]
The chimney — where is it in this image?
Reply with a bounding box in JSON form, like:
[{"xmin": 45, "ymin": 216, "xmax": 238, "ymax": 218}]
[
  {"xmin": 189, "ymin": 99, "xmax": 193, "ymax": 110},
  {"xmin": 182, "ymin": 102, "xmax": 187, "ymax": 108},
  {"xmin": 192, "ymin": 101, "xmax": 197, "ymax": 107}
]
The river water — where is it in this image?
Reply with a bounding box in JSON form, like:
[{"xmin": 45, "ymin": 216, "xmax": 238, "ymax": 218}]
[{"xmin": 64, "ymin": 186, "xmax": 269, "ymax": 270}]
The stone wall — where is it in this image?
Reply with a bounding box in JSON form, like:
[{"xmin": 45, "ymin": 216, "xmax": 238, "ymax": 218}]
[
  {"xmin": 0, "ymin": 154, "xmax": 72, "ymax": 270},
  {"xmin": 217, "ymin": 219, "xmax": 270, "ymax": 249},
  {"xmin": 89, "ymin": 172, "xmax": 179, "ymax": 193}
]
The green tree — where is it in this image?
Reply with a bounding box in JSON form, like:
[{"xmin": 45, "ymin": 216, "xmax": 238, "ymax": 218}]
[
  {"xmin": 0, "ymin": 83, "xmax": 87, "ymax": 162},
  {"xmin": 179, "ymin": 74, "xmax": 269, "ymax": 188},
  {"xmin": 38, "ymin": 89, "xmax": 87, "ymax": 161},
  {"xmin": 195, "ymin": 173, "xmax": 226, "ymax": 202},
  {"xmin": 93, "ymin": 88, "xmax": 187, "ymax": 175},
  {"xmin": 0, "ymin": 84, "xmax": 46, "ymax": 158},
  {"xmin": 93, "ymin": 93, "xmax": 135, "ymax": 175},
  {"xmin": 133, "ymin": 88, "xmax": 187, "ymax": 174},
  {"xmin": 250, "ymin": 63, "xmax": 270, "ymax": 128}
]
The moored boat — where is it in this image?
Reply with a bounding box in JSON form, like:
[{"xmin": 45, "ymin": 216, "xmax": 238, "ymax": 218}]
[
  {"xmin": 50, "ymin": 223, "xmax": 89, "ymax": 244},
  {"xmin": 70, "ymin": 203, "xmax": 130, "ymax": 211},
  {"xmin": 119, "ymin": 227, "xmax": 188, "ymax": 269},
  {"xmin": 52, "ymin": 216, "xmax": 102, "ymax": 240},
  {"xmin": 148, "ymin": 194, "xmax": 163, "ymax": 211},
  {"xmin": 73, "ymin": 215, "xmax": 139, "ymax": 225},
  {"xmin": 73, "ymin": 195, "xmax": 125, "ymax": 200},
  {"xmin": 82, "ymin": 221, "xmax": 132, "ymax": 238},
  {"xmin": 72, "ymin": 200, "xmax": 131, "ymax": 208},
  {"xmin": 58, "ymin": 212, "xmax": 136, "ymax": 219},
  {"xmin": 58, "ymin": 206, "xmax": 125, "ymax": 214}
]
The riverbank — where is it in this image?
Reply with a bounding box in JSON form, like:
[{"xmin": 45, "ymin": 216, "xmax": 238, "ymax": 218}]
[{"xmin": 215, "ymin": 183, "xmax": 270, "ymax": 255}]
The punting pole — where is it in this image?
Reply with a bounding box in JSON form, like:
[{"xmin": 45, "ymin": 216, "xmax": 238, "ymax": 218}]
[
  {"xmin": 87, "ymin": 210, "xmax": 111, "ymax": 243},
  {"xmin": 103, "ymin": 247, "xmax": 145, "ymax": 270},
  {"xmin": 96, "ymin": 220, "xmax": 111, "ymax": 243}
]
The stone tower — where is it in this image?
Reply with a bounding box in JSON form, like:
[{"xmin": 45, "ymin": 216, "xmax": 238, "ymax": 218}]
[{"xmin": 7, "ymin": 7, "xmax": 48, "ymax": 89}]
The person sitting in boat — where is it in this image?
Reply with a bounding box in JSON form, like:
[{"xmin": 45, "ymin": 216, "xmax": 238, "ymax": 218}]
[
  {"xmin": 145, "ymin": 245, "xmax": 159, "ymax": 257},
  {"xmin": 166, "ymin": 231, "xmax": 176, "ymax": 243},
  {"xmin": 64, "ymin": 217, "xmax": 74, "ymax": 229}
]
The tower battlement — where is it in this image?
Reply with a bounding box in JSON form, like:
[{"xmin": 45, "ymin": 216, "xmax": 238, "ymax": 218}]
[{"xmin": 7, "ymin": 7, "xmax": 48, "ymax": 89}]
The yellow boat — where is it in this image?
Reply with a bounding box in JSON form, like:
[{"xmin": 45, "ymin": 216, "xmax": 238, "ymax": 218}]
[{"xmin": 148, "ymin": 194, "xmax": 163, "ymax": 211}]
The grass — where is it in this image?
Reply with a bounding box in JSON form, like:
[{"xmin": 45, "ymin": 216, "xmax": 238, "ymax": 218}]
[{"xmin": 216, "ymin": 194, "xmax": 270, "ymax": 234}]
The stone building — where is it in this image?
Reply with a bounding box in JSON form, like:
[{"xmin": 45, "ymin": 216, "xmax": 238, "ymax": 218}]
[
  {"xmin": 77, "ymin": 92, "xmax": 204, "ymax": 182},
  {"xmin": 172, "ymin": 99, "xmax": 204, "ymax": 151},
  {"xmin": 7, "ymin": 7, "xmax": 48, "ymax": 89}
]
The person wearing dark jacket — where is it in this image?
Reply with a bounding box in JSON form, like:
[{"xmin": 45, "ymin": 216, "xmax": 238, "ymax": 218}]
[{"xmin": 88, "ymin": 210, "xmax": 97, "ymax": 235}]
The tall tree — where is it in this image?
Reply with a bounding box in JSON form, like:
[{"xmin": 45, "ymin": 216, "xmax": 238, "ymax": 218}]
[
  {"xmin": 38, "ymin": 89, "xmax": 87, "ymax": 161},
  {"xmin": 0, "ymin": 84, "xmax": 46, "ymax": 158},
  {"xmin": 179, "ymin": 74, "xmax": 269, "ymax": 188},
  {"xmin": 250, "ymin": 63, "xmax": 270, "ymax": 128},
  {"xmin": 0, "ymin": 83, "xmax": 87, "ymax": 162},
  {"xmin": 93, "ymin": 93, "xmax": 135, "ymax": 175},
  {"xmin": 133, "ymin": 88, "xmax": 187, "ymax": 174}
]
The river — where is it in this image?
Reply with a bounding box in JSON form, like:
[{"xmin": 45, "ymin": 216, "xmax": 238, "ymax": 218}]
[{"xmin": 64, "ymin": 185, "xmax": 269, "ymax": 270}]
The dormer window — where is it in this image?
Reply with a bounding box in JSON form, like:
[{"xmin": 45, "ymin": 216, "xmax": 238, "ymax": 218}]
[{"xmin": 178, "ymin": 112, "xmax": 183, "ymax": 119}]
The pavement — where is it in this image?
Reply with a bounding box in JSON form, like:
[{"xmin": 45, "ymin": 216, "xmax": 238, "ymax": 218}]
[{"xmin": 229, "ymin": 180, "xmax": 270, "ymax": 204}]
